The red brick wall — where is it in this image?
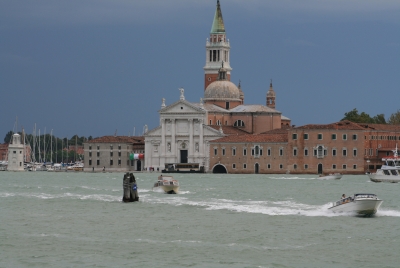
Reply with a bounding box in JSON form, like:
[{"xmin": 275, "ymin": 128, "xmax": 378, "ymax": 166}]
[
  {"xmin": 209, "ymin": 142, "xmax": 288, "ymax": 174},
  {"xmin": 287, "ymin": 129, "xmax": 365, "ymax": 174}
]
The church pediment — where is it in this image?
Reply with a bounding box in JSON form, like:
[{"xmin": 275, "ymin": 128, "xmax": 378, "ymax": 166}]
[
  {"xmin": 144, "ymin": 126, "xmax": 161, "ymax": 136},
  {"xmin": 159, "ymin": 100, "xmax": 206, "ymax": 115}
]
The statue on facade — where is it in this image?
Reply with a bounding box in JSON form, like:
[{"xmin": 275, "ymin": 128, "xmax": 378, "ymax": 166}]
[{"xmin": 179, "ymin": 88, "xmax": 185, "ymax": 100}]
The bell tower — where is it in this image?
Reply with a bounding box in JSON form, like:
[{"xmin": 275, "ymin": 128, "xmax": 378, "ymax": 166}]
[
  {"xmin": 204, "ymin": 0, "xmax": 232, "ymax": 91},
  {"xmin": 266, "ymin": 80, "xmax": 276, "ymax": 109}
]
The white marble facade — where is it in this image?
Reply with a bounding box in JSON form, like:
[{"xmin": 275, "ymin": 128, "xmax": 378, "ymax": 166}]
[{"xmin": 144, "ymin": 90, "xmax": 224, "ymax": 172}]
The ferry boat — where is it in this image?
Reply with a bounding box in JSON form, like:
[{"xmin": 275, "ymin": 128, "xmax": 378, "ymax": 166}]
[
  {"xmin": 162, "ymin": 163, "xmax": 204, "ymax": 173},
  {"xmin": 368, "ymin": 145, "xmax": 400, "ymax": 183},
  {"xmin": 153, "ymin": 175, "xmax": 180, "ymax": 194},
  {"xmin": 328, "ymin": 193, "xmax": 383, "ymax": 216}
]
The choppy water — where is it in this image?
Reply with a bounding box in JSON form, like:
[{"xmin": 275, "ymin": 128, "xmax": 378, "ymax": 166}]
[{"xmin": 1, "ymin": 172, "xmax": 399, "ymax": 268}]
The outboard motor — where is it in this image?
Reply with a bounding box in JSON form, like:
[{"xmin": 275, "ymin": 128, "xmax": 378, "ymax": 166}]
[{"xmin": 122, "ymin": 172, "xmax": 139, "ymax": 202}]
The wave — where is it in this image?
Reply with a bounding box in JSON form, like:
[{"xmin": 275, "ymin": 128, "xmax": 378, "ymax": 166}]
[
  {"xmin": 268, "ymin": 176, "xmax": 316, "ymax": 180},
  {"xmin": 143, "ymin": 196, "xmax": 400, "ymax": 217},
  {"xmin": 1, "ymin": 192, "xmax": 121, "ymax": 202},
  {"xmin": 376, "ymin": 209, "xmax": 400, "ymax": 217}
]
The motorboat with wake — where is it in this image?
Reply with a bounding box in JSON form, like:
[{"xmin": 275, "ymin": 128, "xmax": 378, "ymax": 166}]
[
  {"xmin": 328, "ymin": 193, "xmax": 383, "ymax": 216},
  {"xmin": 318, "ymin": 173, "xmax": 342, "ymax": 180},
  {"xmin": 153, "ymin": 175, "xmax": 180, "ymax": 194},
  {"xmin": 368, "ymin": 145, "xmax": 400, "ymax": 183}
]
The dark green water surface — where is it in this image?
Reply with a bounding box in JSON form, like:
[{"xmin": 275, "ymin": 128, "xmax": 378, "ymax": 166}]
[{"xmin": 1, "ymin": 172, "xmax": 399, "ymax": 267}]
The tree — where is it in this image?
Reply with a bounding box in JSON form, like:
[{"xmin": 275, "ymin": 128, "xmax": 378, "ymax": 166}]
[
  {"xmin": 342, "ymin": 108, "xmax": 386, "ymax": 124},
  {"xmin": 388, "ymin": 110, "xmax": 400, "ymax": 125},
  {"xmin": 373, "ymin": 114, "xmax": 386, "ymax": 124},
  {"xmin": 4, "ymin": 131, "xmax": 13, "ymax": 143}
]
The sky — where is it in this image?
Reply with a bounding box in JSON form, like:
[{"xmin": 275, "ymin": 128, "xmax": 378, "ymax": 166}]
[{"xmin": 1, "ymin": 0, "xmax": 399, "ymax": 140}]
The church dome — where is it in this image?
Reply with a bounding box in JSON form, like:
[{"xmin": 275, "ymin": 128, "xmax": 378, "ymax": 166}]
[{"xmin": 204, "ymin": 80, "xmax": 241, "ymax": 101}]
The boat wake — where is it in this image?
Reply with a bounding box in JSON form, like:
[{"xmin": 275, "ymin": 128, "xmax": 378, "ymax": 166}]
[
  {"xmin": 144, "ymin": 196, "xmax": 400, "ymax": 217},
  {"xmin": 1, "ymin": 191, "xmax": 121, "ymax": 202},
  {"xmin": 375, "ymin": 209, "xmax": 400, "ymax": 217},
  {"xmin": 268, "ymin": 176, "xmax": 316, "ymax": 180}
]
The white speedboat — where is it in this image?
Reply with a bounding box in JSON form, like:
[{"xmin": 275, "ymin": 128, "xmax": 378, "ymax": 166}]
[
  {"xmin": 153, "ymin": 175, "xmax": 180, "ymax": 194},
  {"xmin": 328, "ymin": 193, "xmax": 383, "ymax": 216},
  {"xmin": 318, "ymin": 173, "xmax": 342, "ymax": 180},
  {"xmin": 369, "ymin": 145, "xmax": 400, "ymax": 183}
]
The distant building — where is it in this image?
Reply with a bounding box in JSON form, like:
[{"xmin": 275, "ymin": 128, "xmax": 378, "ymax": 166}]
[
  {"xmin": 144, "ymin": 92, "xmax": 225, "ymax": 172},
  {"xmin": 144, "ymin": 1, "xmax": 291, "ymax": 172},
  {"xmin": 286, "ymin": 121, "xmax": 366, "ymax": 174},
  {"xmin": 83, "ymin": 136, "xmax": 144, "ymax": 172},
  {"xmin": 0, "ymin": 144, "xmax": 8, "ymax": 161},
  {"xmin": 7, "ymin": 133, "xmax": 25, "ymax": 171},
  {"xmin": 209, "ymin": 127, "xmax": 289, "ymax": 174}
]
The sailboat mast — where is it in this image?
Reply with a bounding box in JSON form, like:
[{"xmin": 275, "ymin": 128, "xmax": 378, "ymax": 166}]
[
  {"xmin": 66, "ymin": 137, "xmax": 68, "ymax": 163},
  {"xmin": 55, "ymin": 135, "xmax": 57, "ymax": 163},
  {"xmin": 44, "ymin": 127, "xmax": 46, "ymax": 163},
  {"xmin": 50, "ymin": 129, "xmax": 53, "ymax": 163},
  {"xmin": 32, "ymin": 124, "xmax": 36, "ymax": 163},
  {"xmin": 38, "ymin": 129, "xmax": 41, "ymax": 163},
  {"xmin": 75, "ymin": 135, "xmax": 77, "ymax": 162}
]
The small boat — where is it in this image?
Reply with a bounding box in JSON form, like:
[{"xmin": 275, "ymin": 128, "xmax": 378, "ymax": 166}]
[
  {"xmin": 369, "ymin": 145, "xmax": 400, "ymax": 183},
  {"xmin": 318, "ymin": 173, "xmax": 342, "ymax": 180},
  {"xmin": 67, "ymin": 162, "xmax": 84, "ymax": 171},
  {"xmin": 153, "ymin": 175, "xmax": 180, "ymax": 194},
  {"xmin": 369, "ymin": 168, "xmax": 400, "ymax": 183},
  {"xmin": 328, "ymin": 193, "xmax": 383, "ymax": 216}
]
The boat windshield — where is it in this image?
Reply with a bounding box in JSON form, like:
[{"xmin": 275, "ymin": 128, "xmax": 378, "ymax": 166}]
[{"xmin": 354, "ymin": 194, "xmax": 377, "ymax": 199}]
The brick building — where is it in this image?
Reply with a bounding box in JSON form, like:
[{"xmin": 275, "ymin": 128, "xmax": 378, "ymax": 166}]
[
  {"xmin": 209, "ymin": 127, "xmax": 289, "ymax": 174},
  {"xmin": 286, "ymin": 121, "xmax": 366, "ymax": 174}
]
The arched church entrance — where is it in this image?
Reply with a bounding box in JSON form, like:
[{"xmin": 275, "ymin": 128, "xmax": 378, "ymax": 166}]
[
  {"xmin": 212, "ymin": 164, "xmax": 227, "ymax": 174},
  {"xmin": 318, "ymin": 163, "xmax": 323, "ymax": 174},
  {"xmin": 255, "ymin": 163, "xmax": 259, "ymax": 174}
]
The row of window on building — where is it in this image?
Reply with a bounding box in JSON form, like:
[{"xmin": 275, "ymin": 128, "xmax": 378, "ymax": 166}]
[
  {"xmin": 89, "ymin": 151, "xmax": 123, "ymax": 157},
  {"xmin": 292, "ymin": 133, "xmax": 359, "ymax": 140},
  {"xmin": 293, "ymin": 133, "xmax": 400, "ymax": 141},
  {"xmin": 88, "ymin": 145, "xmax": 144, "ymax": 154},
  {"xmin": 213, "ymin": 146, "xmax": 359, "ymax": 157},
  {"xmin": 230, "ymin": 163, "xmax": 359, "ymax": 170},
  {"xmin": 87, "ymin": 159, "xmax": 136, "ymax": 166}
]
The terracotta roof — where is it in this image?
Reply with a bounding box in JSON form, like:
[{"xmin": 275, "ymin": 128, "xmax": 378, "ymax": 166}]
[
  {"xmin": 210, "ymin": 133, "xmax": 288, "ymax": 143},
  {"xmin": 261, "ymin": 126, "xmax": 291, "ymax": 134},
  {"xmin": 229, "ymin": 104, "xmax": 281, "ymax": 113},
  {"xmin": 87, "ymin": 136, "xmax": 144, "ymax": 144},
  {"xmin": 209, "ymin": 125, "xmax": 250, "ymax": 135},
  {"xmin": 357, "ymin": 123, "xmax": 400, "ymax": 132},
  {"xmin": 294, "ymin": 120, "xmax": 365, "ymax": 130},
  {"xmin": 196, "ymin": 103, "xmax": 228, "ymax": 112}
]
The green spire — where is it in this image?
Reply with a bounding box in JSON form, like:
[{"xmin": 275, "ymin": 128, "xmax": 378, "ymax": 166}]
[{"xmin": 210, "ymin": 0, "xmax": 225, "ymax": 34}]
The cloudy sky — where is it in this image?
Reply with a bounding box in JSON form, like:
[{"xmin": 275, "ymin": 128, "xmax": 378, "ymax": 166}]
[{"xmin": 1, "ymin": 0, "xmax": 399, "ymax": 139}]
